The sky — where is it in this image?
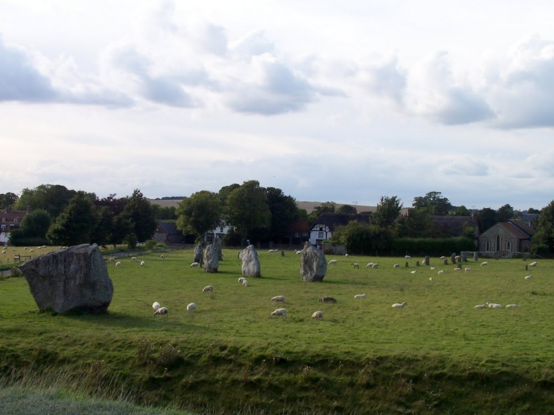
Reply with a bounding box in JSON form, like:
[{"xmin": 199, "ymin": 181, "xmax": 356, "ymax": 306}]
[{"xmin": 1, "ymin": 0, "xmax": 554, "ymax": 211}]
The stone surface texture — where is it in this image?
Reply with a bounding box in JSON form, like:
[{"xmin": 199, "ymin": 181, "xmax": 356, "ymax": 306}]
[
  {"xmin": 239, "ymin": 245, "xmax": 261, "ymax": 277},
  {"xmin": 300, "ymin": 242, "xmax": 327, "ymax": 282}
]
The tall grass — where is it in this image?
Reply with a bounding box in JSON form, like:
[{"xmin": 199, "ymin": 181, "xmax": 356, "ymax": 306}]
[{"xmin": 1, "ymin": 249, "xmax": 554, "ymax": 413}]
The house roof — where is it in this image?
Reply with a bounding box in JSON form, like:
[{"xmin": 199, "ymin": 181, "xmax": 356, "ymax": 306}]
[
  {"xmin": 1, "ymin": 208, "xmax": 29, "ymax": 223},
  {"xmin": 311, "ymin": 213, "xmax": 370, "ymax": 231},
  {"xmin": 287, "ymin": 220, "xmax": 310, "ymax": 233},
  {"xmin": 429, "ymin": 215, "xmax": 479, "ymax": 237},
  {"xmin": 480, "ymin": 221, "xmax": 535, "ymax": 240},
  {"xmin": 156, "ymin": 222, "xmax": 181, "ymax": 235},
  {"xmin": 508, "ymin": 219, "xmax": 536, "ymax": 237}
]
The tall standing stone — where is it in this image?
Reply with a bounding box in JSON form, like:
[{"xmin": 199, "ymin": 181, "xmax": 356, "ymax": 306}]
[
  {"xmin": 239, "ymin": 245, "xmax": 261, "ymax": 278},
  {"xmin": 300, "ymin": 242, "xmax": 327, "ymax": 282},
  {"xmin": 450, "ymin": 253, "xmax": 456, "ymax": 264},
  {"xmin": 193, "ymin": 244, "xmax": 203, "ymax": 265},
  {"xmin": 20, "ymin": 244, "xmax": 113, "ymax": 314},
  {"xmin": 204, "ymin": 237, "xmax": 222, "ymax": 273}
]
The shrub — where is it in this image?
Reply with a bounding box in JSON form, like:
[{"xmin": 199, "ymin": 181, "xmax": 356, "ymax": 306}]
[
  {"xmin": 155, "ymin": 243, "xmax": 167, "ymax": 249},
  {"xmin": 125, "ymin": 233, "xmax": 137, "ymax": 250},
  {"xmin": 144, "ymin": 240, "xmax": 157, "ymax": 250}
]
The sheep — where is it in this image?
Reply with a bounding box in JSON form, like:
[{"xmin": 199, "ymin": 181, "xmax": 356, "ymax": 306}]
[
  {"xmin": 242, "ymin": 279, "xmax": 249, "ymax": 287},
  {"xmin": 392, "ymin": 302, "xmax": 408, "ymax": 308},
  {"xmin": 371, "ymin": 263, "xmax": 379, "ymax": 269},
  {"xmin": 486, "ymin": 302, "xmax": 501, "ymax": 309},
  {"xmin": 238, "ymin": 277, "xmax": 246, "ymax": 283},
  {"xmin": 140, "ymin": 261, "xmax": 145, "ymax": 267},
  {"xmin": 440, "ymin": 256, "xmax": 446, "ymax": 260},
  {"xmin": 366, "ymin": 262, "xmax": 374, "ymax": 268},
  {"xmin": 187, "ymin": 303, "xmax": 196, "ymax": 312},
  {"xmin": 328, "ymin": 259, "xmax": 338, "ymax": 265},
  {"xmin": 474, "ymin": 304, "xmax": 487, "ymax": 309},
  {"xmin": 410, "ymin": 270, "xmax": 417, "ymax": 274},
  {"xmin": 430, "ymin": 267, "xmax": 436, "ymax": 270},
  {"xmin": 354, "ymin": 293, "xmax": 367, "ymax": 299},
  {"xmin": 115, "ymin": 262, "xmax": 121, "ymax": 267},
  {"xmin": 438, "ymin": 270, "xmax": 444, "ymax": 274},
  {"xmin": 345, "ymin": 253, "xmax": 349, "ymax": 257},
  {"xmin": 295, "ymin": 250, "xmax": 302, "ymax": 255},
  {"xmin": 405, "ymin": 255, "xmax": 412, "ymax": 260},
  {"xmin": 351, "ymin": 263, "xmax": 360, "ymax": 269},
  {"xmin": 393, "ymin": 264, "xmax": 400, "ymax": 268},
  {"xmin": 153, "ymin": 307, "xmax": 168, "ymax": 316},
  {"xmin": 505, "ymin": 304, "xmax": 519, "ymax": 308},
  {"xmin": 453, "ymin": 268, "xmax": 461, "ymax": 272},
  {"xmin": 160, "ymin": 254, "xmax": 165, "ymax": 259},
  {"xmin": 480, "ymin": 261, "xmax": 489, "ymax": 267},
  {"xmin": 132, "ymin": 257, "xmax": 137, "ymax": 261},
  {"xmin": 152, "ymin": 301, "xmax": 161, "ymax": 310},
  {"xmin": 319, "ymin": 297, "xmax": 337, "ymax": 303},
  {"xmin": 524, "ymin": 275, "xmax": 533, "ymax": 280},
  {"xmin": 202, "ymin": 285, "xmax": 214, "ymax": 292},
  {"xmin": 268, "ymin": 249, "xmax": 279, "ymax": 253},
  {"xmin": 270, "ymin": 308, "xmax": 287, "ymax": 317},
  {"xmin": 529, "ymin": 261, "xmax": 538, "ymax": 267},
  {"xmin": 464, "ymin": 267, "xmax": 472, "ymax": 272},
  {"xmin": 190, "ymin": 262, "xmax": 200, "ymax": 267},
  {"xmin": 271, "ymin": 295, "xmax": 286, "ymax": 302},
  {"xmin": 312, "ymin": 310, "xmax": 323, "ymax": 319},
  {"xmin": 429, "ymin": 277, "xmax": 434, "ymax": 281},
  {"xmin": 29, "ymin": 249, "xmax": 34, "ymax": 252}
]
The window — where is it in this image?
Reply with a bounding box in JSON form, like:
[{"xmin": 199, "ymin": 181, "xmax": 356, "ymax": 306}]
[
  {"xmin": 496, "ymin": 235, "xmax": 501, "ymax": 251},
  {"xmin": 506, "ymin": 241, "xmax": 511, "ymax": 252},
  {"xmin": 485, "ymin": 240, "xmax": 490, "ymax": 251},
  {"xmin": 318, "ymin": 232, "xmax": 324, "ymax": 239},
  {"xmin": 295, "ymin": 232, "xmax": 299, "ymax": 237}
]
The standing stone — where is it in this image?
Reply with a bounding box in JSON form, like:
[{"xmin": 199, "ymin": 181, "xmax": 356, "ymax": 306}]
[
  {"xmin": 204, "ymin": 243, "xmax": 219, "ymax": 273},
  {"xmin": 443, "ymin": 259, "xmax": 448, "ymax": 266},
  {"xmin": 300, "ymin": 242, "xmax": 327, "ymax": 282},
  {"xmin": 193, "ymin": 244, "xmax": 203, "ymax": 265},
  {"xmin": 213, "ymin": 237, "xmax": 223, "ymax": 261},
  {"xmin": 423, "ymin": 256, "xmax": 430, "ymax": 266},
  {"xmin": 462, "ymin": 252, "xmax": 468, "ymax": 262},
  {"xmin": 19, "ymin": 244, "xmax": 113, "ymax": 314},
  {"xmin": 416, "ymin": 260, "xmax": 420, "ymax": 267},
  {"xmin": 239, "ymin": 245, "xmax": 261, "ymax": 278},
  {"xmin": 473, "ymin": 252, "xmax": 478, "ymax": 262},
  {"xmin": 450, "ymin": 253, "xmax": 456, "ymax": 264}
]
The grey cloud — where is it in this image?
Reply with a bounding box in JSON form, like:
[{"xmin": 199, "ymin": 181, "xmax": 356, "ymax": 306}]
[
  {"xmin": 359, "ymin": 56, "xmax": 406, "ymax": 104},
  {"xmin": 229, "ymin": 30, "xmax": 275, "ymax": 59},
  {"xmin": 431, "ymin": 87, "xmax": 495, "ymax": 125},
  {"xmin": 0, "ymin": 36, "xmax": 57, "ymax": 102},
  {"xmin": 439, "ymin": 158, "xmax": 489, "ymax": 176}
]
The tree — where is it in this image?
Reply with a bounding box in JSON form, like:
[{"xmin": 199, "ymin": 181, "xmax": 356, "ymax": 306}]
[
  {"xmin": 263, "ymin": 187, "xmax": 300, "ymax": 242},
  {"xmin": 497, "ymin": 204, "xmax": 515, "ymax": 222},
  {"xmin": 19, "ymin": 209, "xmax": 51, "ymax": 238},
  {"xmin": 0, "ymin": 192, "xmax": 18, "ymax": 209},
  {"xmin": 151, "ymin": 204, "xmax": 177, "ymax": 220},
  {"xmin": 527, "ymin": 207, "xmax": 540, "ymax": 214},
  {"xmin": 308, "ymin": 201, "xmax": 336, "ymax": 222},
  {"xmin": 395, "ymin": 209, "xmax": 435, "ymax": 238},
  {"xmin": 122, "ymin": 189, "xmax": 157, "ymax": 242},
  {"xmin": 109, "ymin": 213, "xmax": 134, "ymax": 248},
  {"xmin": 226, "ymin": 180, "xmax": 270, "ymax": 242},
  {"xmin": 89, "ymin": 207, "xmax": 114, "ymax": 247},
  {"xmin": 46, "ymin": 192, "xmax": 97, "ymax": 246},
  {"xmin": 478, "ymin": 208, "xmax": 497, "ymax": 232},
  {"xmin": 413, "ymin": 191, "xmax": 452, "ymax": 215},
  {"xmin": 372, "ymin": 196, "xmax": 403, "ymax": 228},
  {"xmin": 331, "ymin": 221, "xmax": 393, "ymax": 255},
  {"xmin": 453, "ymin": 205, "xmax": 471, "ymax": 216},
  {"xmin": 176, "ymin": 191, "xmax": 221, "ymax": 242},
  {"xmin": 337, "ymin": 204, "xmax": 357, "ymax": 214},
  {"xmin": 14, "ymin": 184, "xmax": 83, "ymax": 218},
  {"xmin": 532, "ymin": 201, "xmax": 554, "ymax": 253}
]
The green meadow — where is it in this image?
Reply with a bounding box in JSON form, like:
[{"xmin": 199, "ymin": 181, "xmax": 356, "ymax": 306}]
[{"xmin": 1, "ymin": 248, "xmax": 553, "ymax": 414}]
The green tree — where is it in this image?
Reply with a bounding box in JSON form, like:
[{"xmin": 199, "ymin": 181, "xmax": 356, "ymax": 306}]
[
  {"xmin": 109, "ymin": 213, "xmax": 134, "ymax": 248},
  {"xmin": 151, "ymin": 204, "xmax": 177, "ymax": 220},
  {"xmin": 413, "ymin": 191, "xmax": 452, "ymax": 215},
  {"xmin": 19, "ymin": 209, "xmax": 51, "ymax": 238},
  {"xmin": 308, "ymin": 201, "xmax": 336, "ymax": 222},
  {"xmin": 264, "ymin": 187, "xmax": 300, "ymax": 242},
  {"xmin": 527, "ymin": 207, "xmax": 540, "ymax": 214},
  {"xmin": 478, "ymin": 208, "xmax": 497, "ymax": 232},
  {"xmin": 337, "ymin": 204, "xmax": 357, "ymax": 214},
  {"xmin": 226, "ymin": 180, "xmax": 270, "ymax": 242},
  {"xmin": 176, "ymin": 191, "xmax": 222, "ymax": 242},
  {"xmin": 532, "ymin": 201, "xmax": 554, "ymax": 253},
  {"xmin": 0, "ymin": 192, "xmax": 18, "ymax": 209},
  {"xmin": 396, "ymin": 209, "xmax": 435, "ymax": 238},
  {"xmin": 123, "ymin": 189, "xmax": 157, "ymax": 242},
  {"xmin": 452, "ymin": 205, "xmax": 471, "ymax": 216},
  {"xmin": 497, "ymin": 204, "xmax": 515, "ymax": 222},
  {"xmin": 14, "ymin": 184, "xmax": 85, "ymax": 218},
  {"xmin": 331, "ymin": 221, "xmax": 393, "ymax": 255},
  {"xmin": 46, "ymin": 192, "xmax": 97, "ymax": 246},
  {"xmin": 89, "ymin": 207, "xmax": 114, "ymax": 247},
  {"xmin": 372, "ymin": 196, "xmax": 403, "ymax": 228}
]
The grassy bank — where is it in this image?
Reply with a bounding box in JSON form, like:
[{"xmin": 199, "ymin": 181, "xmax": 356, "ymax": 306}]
[{"xmin": 1, "ymin": 249, "xmax": 553, "ymax": 413}]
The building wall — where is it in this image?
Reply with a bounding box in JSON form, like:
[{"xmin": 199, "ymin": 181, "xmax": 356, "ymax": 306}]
[
  {"xmin": 479, "ymin": 225, "xmax": 524, "ymax": 253},
  {"xmin": 309, "ymin": 224, "xmax": 331, "ymax": 246}
]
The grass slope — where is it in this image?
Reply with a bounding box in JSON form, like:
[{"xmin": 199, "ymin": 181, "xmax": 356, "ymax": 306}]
[{"xmin": 1, "ymin": 249, "xmax": 553, "ymax": 414}]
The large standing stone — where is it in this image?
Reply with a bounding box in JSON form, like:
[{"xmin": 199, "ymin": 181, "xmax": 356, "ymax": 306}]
[
  {"xmin": 204, "ymin": 237, "xmax": 221, "ymax": 273},
  {"xmin": 213, "ymin": 236, "xmax": 223, "ymax": 261},
  {"xmin": 193, "ymin": 244, "xmax": 203, "ymax": 265},
  {"xmin": 300, "ymin": 242, "xmax": 327, "ymax": 282},
  {"xmin": 19, "ymin": 244, "xmax": 113, "ymax": 314},
  {"xmin": 239, "ymin": 245, "xmax": 261, "ymax": 277}
]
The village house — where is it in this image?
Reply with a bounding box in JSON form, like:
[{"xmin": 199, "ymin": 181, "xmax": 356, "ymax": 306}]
[
  {"xmin": 1, "ymin": 206, "xmax": 31, "ymax": 245},
  {"xmin": 478, "ymin": 220, "xmax": 536, "ymax": 253},
  {"xmin": 309, "ymin": 213, "xmax": 371, "ymax": 246}
]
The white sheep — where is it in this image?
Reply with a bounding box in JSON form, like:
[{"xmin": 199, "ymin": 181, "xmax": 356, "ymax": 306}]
[
  {"xmin": 270, "ymin": 308, "xmax": 287, "ymax": 317},
  {"xmin": 430, "ymin": 267, "xmax": 436, "ymax": 270},
  {"xmin": 480, "ymin": 261, "xmax": 488, "ymax": 267},
  {"xmin": 152, "ymin": 302, "xmax": 161, "ymax": 310},
  {"xmin": 312, "ymin": 310, "xmax": 323, "ymax": 319},
  {"xmin": 354, "ymin": 294, "xmax": 367, "ymax": 299},
  {"xmin": 366, "ymin": 262, "xmax": 374, "ymax": 268},
  {"xmin": 351, "ymin": 263, "xmax": 359, "ymax": 269},
  {"xmin": 486, "ymin": 302, "xmax": 501, "ymax": 309},
  {"xmin": 429, "ymin": 277, "xmax": 434, "ymax": 281},
  {"xmin": 202, "ymin": 285, "xmax": 214, "ymax": 292},
  {"xmin": 505, "ymin": 304, "xmax": 519, "ymax": 308},
  {"xmin": 393, "ymin": 264, "xmax": 400, "ymax": 268},
  {"xmin": 405, "ymin": 255, "xmax": 412, "ymax": 260},
  {"xmin": 295, "ymin": 250, "xmax": 302, "ymax": 255},
  {"xmin": 410, "ymin": 270, "xmax": 417, "ymax": 274},
  {"xmin": 191, "ymin": 262, "xmax": 200, "ymax": 267},
  {"xmin": 371, "ymin": 263, "xmax": 379, "ymax": 269},
  {"xmin": 153, "ymin": 307, "xmax": 168, "ymax": 316},
  {"xmin": 474, "ymin": 304, "xmax": 486, "ymax": 309},
  {"xmin": 524, "ymin": 275, "xmax": 533, "ymax": 280},
  {"xmin": 440, "ymin": 256, "xmax": 446, "ymax": 260},
  {"xmin": 187, "ymin": 303, "xmax": 196, "ymax": 312},
  {"xmin": 438, "ymin": 270, "xmax": 444, "ymax": 274},
  {"xmin": 345, "ymin": 253, "xmax": 349, "ymax": 257},
  {"xmin": 132, "ymin": 257, "xmax": 137, "ymax": 261},
  {"xmin": 29, "ymin": 249, "xmax": 34, "ymax": 252},
  {"xmin": 115, "ymin": 262, "xmax": 121, "ymax": 267},
  {"xmin": 328, "ymin": 259, "xmax": 338, "ymax": 265},
  {"xmin": 453, "ymin": 268, "xmax": 461, "ymax": 272},
  {"xmin": 160, "ymin": 254, "xmax": 165, "ymax": 259},
  {"xmin": 464, "ymin": 268, "xmax": 472, "ymax": 272},
  {"xmin": 392, "ymin": 302, "xmax": 408, "ymax": 308},
  {"xmin": 140, "ymin": 261, "xmax": 145, "ymax": 267},
  {"xmin": 238, "ymin": 277, "xmax": 246, "ymax": 283},
  {"xmin": 242, "ymin": 279, "xmax": 249, "ymax": 287},
  {"xmin": 529, "ymin": 261, "xmax": 538, "ymax": 267},
  {"xmin": 271, "ymin": 295, "xmax": 286, "ymax": 302}
]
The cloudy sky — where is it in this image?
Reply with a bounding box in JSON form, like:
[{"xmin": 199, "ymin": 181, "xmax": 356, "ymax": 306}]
[{"xmin": 1, "ymin": 0, "xmax": 554, "ymax": 210}]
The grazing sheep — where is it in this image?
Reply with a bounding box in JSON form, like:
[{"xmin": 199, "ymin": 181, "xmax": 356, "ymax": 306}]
[
  {"xmin": 524, "ymin": 275, "xmax": 533, "ymax": 280},
  {"xmin": 295, "ymin": 250, "xmax": 302, "ymax": 254},
  {"xmin": 160, "ymin": 254, "xmax": 165, "ymax": 259},
  {"xmin": 392, "ymin": 302, "xmax": 408, "ymax": 308},
  {"xmin": 352, "ymin": 263, "xmax": 360, "ymax": 269},
  {"xmin": 505, "ymin": 304, "xmax": 519, "ymax": 308},
  {"xmin": 191, "ymin": 262, "xmax": 200, "ymax": 267},
  {"xmin": 464, "ymin": 268, "xmax": 472, "ymax": 272},
  {"xmin": 328, "ymin": 259, "xmax": 338, "ymax": 265},
  {"xmin": 410, "ymin": 270, "xmax": 417, "ymax": 274},
  {"xmin": 152, "ymin": 302, "xmax": 161, "ymax": 310},
  {"xmin": 238, "ymin": 277, "xmax": 246, "ymax": 283},
  {"xmin": 268, "ymin": 249, "xmax": 279, "ymax": 253},
  {"xmin": 115, "ymin": 262, "xmax": 121, "ymax": 267},
  {"xmin": 529, "ymin": 261, "xmax": 538, "ymax": 267},
  {"xmin": 29, "ymin": 249, "xmax": 34, "ymax": 252},
  {"xmin": 486, "ymin": 302, "xmax": 501, "ymax": 309},
  {"xmin": 453, "ymin": 268, "xmax": 461, "ymax": 272},
  {"xmin": 438, "ymin": 270, "xmax": 444, "ymax": 274},
  {"xmin": 319, "ymin": 297, "xmax": 337, "ymax": 303},
  {"xmin": 474, "ymin": 304, "xmax": 486, "ymax": 309},
  {"xmin": 242, "ymin": 279, "xmax": 249, "ymax": 287},
  {"xmin": 354, "ymin": 293, "xmax": 367, "ymax": 299},
  {"xmin": 270, "ymin": 308, "xmax": 287, "ymax": 317},
  {"xmin": 153, "ymin": 307, "xmax": 168, "ymax": 316},
  {"xmin": 271, "ymin": 295, "xmax": 286, "ymax": 302},
  {"xmin": 429, "ymin": 277, "xmax": 434, "ymax": 281},
  {"xmin": 405, "ymin": 255, "xmax": 412, "ymax": 260},
  {"xmin": 480, "ymin": 261, "xmax": 488, "ymax": 267},
  {"xmin": 312, "ymin": 310, "xmax": 323, "ymax": 319},
  {"xmin": 440, "ymin": 256, "xmax": 446, "ymax": 260},
  {"xmin": 202, "ymin": 285, "xmax": 214, "ymax": 292},
  {"xmin": 187, "ymin": 303, "xmax": 196, "ymax": 312},
  {"xmin": 393, "ymin": 264, "xmax": 400, "ymax": 268},
  {"xmin": 132, "ymin": 257, "xmax": 137, "ymax": 261},
  {"xmin": 371, "ymin": 263, "xmax": 379, "ymax": 269},
  {"xmin": 430, "ymin": 267, "xmax": 436, "ymax": 270},
  {"xmin": 366, "ymin": 262, "xmax": 374, "ymax": 268},
  {"xmin": 345, "ymin": 253, "xmax": 349, "ymax": 257},
  {"xmin": 140, "ymin": 261, "xmax": 145, "ymax": 267}
]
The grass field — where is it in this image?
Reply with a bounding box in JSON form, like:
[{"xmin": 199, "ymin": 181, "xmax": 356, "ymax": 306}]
[{"xmin": 1, "ymin": 248, "xmax": 553, "ymax": 414}]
